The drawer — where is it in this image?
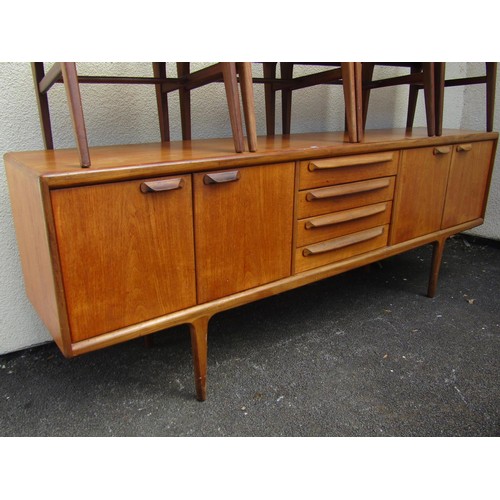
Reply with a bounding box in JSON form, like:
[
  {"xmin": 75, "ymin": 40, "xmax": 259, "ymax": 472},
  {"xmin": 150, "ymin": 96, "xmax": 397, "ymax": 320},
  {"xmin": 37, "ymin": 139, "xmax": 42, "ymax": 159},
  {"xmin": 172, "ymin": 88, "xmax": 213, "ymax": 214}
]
[
  {"xmin": 295, "ymin": 224, "xmax": 389, "ymax": 273},
  {"xmin": 296, "ymin": 201, "xmax": 392, "ymax": 247},
  {"xmin": 297, "ymin": 176, "xmax": 395, "ymax": 219},
  {"xmin": 299, "ymin": 151, "xmax": 399, "ymax": 189}
]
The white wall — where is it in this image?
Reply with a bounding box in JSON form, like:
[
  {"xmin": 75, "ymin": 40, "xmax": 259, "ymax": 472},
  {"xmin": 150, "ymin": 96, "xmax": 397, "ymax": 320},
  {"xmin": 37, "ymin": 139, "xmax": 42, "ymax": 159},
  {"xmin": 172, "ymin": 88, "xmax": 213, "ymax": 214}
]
[
  {"xmin": 0, "ymin": 62, "xmax": 497, "ymax": 354},
  {"xmin": 461, "ymin": 63, "xmax": 500, "ymax": 240}
]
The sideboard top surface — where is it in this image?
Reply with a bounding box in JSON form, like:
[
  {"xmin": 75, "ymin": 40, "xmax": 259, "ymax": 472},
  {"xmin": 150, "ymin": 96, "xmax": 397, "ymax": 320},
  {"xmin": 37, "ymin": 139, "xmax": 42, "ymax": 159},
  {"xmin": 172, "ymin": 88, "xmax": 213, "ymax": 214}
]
[{"xmin": 4, "ymin": 128, "xmax": 498, "ymax": 188}]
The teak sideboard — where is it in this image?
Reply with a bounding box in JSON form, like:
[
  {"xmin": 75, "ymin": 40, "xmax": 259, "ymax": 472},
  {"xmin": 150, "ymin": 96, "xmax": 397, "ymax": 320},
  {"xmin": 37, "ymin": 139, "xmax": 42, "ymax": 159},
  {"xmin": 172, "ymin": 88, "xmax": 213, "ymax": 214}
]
[{"xmin": 5, "ymin": 129, "xmax": 498, "ymax": 401}]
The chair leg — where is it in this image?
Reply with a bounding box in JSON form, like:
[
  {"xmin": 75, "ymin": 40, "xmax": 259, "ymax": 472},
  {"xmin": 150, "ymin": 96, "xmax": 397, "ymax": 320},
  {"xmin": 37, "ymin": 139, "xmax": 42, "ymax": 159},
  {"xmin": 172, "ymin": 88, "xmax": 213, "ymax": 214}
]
[
  {"xmin": 281, "ymin": 63, "xmax": 293, "ymax": 135},
  {"xmin": 189, "ymin": 316, "xmax": 210, "ymax": 401},
  {"xmin": 341, "ymin": 62, "xmax": 359, "ymax": 143},
  {"xmin": 422, "ymin": 62, "xmax": 436, "ymax": 137},
  {"xmin": 177, "ymin": 62, "xmax": 192, "ymax": 141},
  {"xmin": 60, "ymin": 62, "xmax": 91, "ymax": 167},
  {"xmin": 486, "ymin": 62, "xmax": 497, "ymax": 132},
  {"xmin": 434, "ymin": 62, "xmax": 445, "ymax": 136},
  {"xmin": 354, "ymin": 62, "xmax": 364, "ymax": 142},
  {"xmin": 152, "ymin": 62, "xmax": 170, "ymax": 142},
  {"xmin": 221, "ymin": 62, "xmax": 245, "ymax": 153},
  {"xmin": 238, "ymin": 62, "xmax": 258, "ymax": 152},
  {"xmin": 263, "ymin": 62, "xmax": 277, "ymax": 136},
  {"xmin": 31, "ymin": 62, "xmax": 54, "ymax": 150},
  {"xmin": 361, "ymin": 62, "xmax": 375, "ymax": 130},
  {"xmin": 406, "ymin": 63, "xmax": 422, "ymax": 132}
]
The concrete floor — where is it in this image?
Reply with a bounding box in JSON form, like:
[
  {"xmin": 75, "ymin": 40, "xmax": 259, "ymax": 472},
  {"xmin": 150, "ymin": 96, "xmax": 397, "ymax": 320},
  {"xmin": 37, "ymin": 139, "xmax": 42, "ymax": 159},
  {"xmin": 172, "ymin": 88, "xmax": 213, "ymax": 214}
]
[{"xmin": 1, "ymin": 235, "xmax": 499, "ymax": 436}]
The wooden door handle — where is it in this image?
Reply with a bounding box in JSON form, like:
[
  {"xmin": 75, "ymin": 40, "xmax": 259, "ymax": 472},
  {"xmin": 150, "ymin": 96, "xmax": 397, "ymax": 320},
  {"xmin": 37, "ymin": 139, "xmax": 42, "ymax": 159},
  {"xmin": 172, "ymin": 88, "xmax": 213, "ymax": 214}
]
[
  {"xmin": 140, "ymin": 178, "xmax": 185, "ymax": 193},
  {"xmin": 456, "ymin": 144, "xmax": 472, "ymax": 152},
  {"xmin": 433, "ymin": 146, "xmax": 451, "ymax": 155},
  {"xmin": 302, "ymin": 226, "xmax": 384, "ymax": 256},
  {"xmin": 305, "ymin": 203, "xmax": 387, "ymax": 229},
  {"xmin": 305, "ymin": 177, "xmax": 390, "ymax": 201},
  {"xmin": 203, "ymin": 170, "xmax": 240, "ymax": 185}
]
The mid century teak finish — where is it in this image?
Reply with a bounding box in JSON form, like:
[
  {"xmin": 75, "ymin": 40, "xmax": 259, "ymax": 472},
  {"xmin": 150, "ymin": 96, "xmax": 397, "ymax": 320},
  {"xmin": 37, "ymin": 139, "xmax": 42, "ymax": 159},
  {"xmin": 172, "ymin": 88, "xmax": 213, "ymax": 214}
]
[
  {"xmin": 31, "ymin": 62, "xmax": 258, "ymax": 167},
  {"xmin": 4, "ymin": 128, "xmax": 498, "ymax": 401}
]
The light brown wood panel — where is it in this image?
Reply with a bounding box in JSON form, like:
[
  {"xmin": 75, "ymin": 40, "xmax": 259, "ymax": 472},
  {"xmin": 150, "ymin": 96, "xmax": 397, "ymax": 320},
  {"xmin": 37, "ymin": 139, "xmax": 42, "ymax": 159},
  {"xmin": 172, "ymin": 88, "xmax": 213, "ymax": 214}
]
[
  {"xmin": 442, "ymin": 141, "xmax": 495, "ymax": 228},
  {"xmin": 5, "ymin": 129, "xmax": 496, "ymax": 189},
  {"xmin": 391, "ymin": 146, "xmax": 452, "ymax": 244},
  {"xmin": 296, "ymin": 201, "xmax": 392, "ymax": 247},
  {"xmin": 297, "ymin": 176, "xmax": 395, "ymax": 219},
  {"xmin": 299, "ymin": 151, "xmax": 399, "ymax": 189},
  {"xmin": 295, "ymin": 225, "xmax": 389, "ymax": 273},
  {"xmin": 72, "ymin": 218, "xmax": 483, "ymax": 357},
  {"xmin": 194, "ymin": 163, "xmax": 295, "ymax": 303},
  {"xmin": 4, "ymin": 163, "xmax": 71, "ymax": 354},
  {"xmin": 51, "ymin": 174, "xmax": 196, "ymax": 342}
]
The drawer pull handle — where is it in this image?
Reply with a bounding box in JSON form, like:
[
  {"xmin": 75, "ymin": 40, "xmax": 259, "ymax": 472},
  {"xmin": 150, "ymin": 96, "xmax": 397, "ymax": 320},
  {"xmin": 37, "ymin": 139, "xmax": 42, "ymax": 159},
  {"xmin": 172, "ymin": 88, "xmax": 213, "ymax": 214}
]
[
  {"xmin": 309, "ymin": 152, "xmax": 394, "ymax": 171},
  {"xmin": 203, "ymin": 170, "xmax": 240, "ymax": 185},
  {"xmin": 433, "ymin": 146, "xmax": 451, "ymax": 155},
  {"xmin": 305, "ymin": 177, "xmax": 390, "ymax": 201},
  {"xmin": 140, "ymin": 178, "xmax": 184, "ymax": 193},
  {"xmin": 456, "ymin": 144, "xmax": 472, "ymax": 152},
  {"xmin": 305, "ymin": 203, "xmax": 387, "ymax": 229},
  {"xmin": 302, "ymin": 226, "xmax": 384, "ymax": 257}
]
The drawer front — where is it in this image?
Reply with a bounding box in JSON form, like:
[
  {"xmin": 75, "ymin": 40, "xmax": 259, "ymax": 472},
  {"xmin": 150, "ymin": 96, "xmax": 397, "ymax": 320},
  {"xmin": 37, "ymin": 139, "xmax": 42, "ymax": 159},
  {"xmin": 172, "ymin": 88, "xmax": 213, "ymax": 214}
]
[
  {"xmin": 299, "ymin": 151, "xmax": 399, "ymax": 189},
  {"xmin": 296, "ymin": 201, "xmax": 392, "ymax": 247},
  {"xmin": 295, "ymin": 225, "xmax": 389, "ymax": 273},
  {"xmin": 297, "ymin": 176, "xmax": 395, "ymax": 219}
]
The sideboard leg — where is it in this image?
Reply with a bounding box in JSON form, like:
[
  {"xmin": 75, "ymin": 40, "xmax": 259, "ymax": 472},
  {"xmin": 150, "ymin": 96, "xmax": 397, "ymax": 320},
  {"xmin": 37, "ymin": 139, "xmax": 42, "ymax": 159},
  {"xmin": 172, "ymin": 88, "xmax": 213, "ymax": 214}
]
[
  {"xmin": 189, "ymin": 316, "xmax": 210, "ymax": 401},
  {"xmin": 144, "ymin": 335, "xmax": 154, "ymax": 348},
  {"xmin": 428, "ymin": 238, "xmax": 446, "ymax": 298}
]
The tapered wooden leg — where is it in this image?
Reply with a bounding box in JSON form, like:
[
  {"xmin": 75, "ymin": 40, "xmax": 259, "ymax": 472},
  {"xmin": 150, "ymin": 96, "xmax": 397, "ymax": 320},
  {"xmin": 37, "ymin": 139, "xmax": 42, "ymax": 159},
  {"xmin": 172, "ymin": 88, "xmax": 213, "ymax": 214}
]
[
  {"xmin": 422, "ymin": 62, "xmax": 436, "ymax": 137},
  {"xmin": 31, "ymin": 62, "xmax": 54, "ymax": 150},
  {"xmin": 189, "ymin": 316, "xmax": 210, "ymax": 401},
  {"xmin": 281, "ymin": 63, "xmax": 293, "ymax": 135},
  {"xmin": 237, "ymin": 62, "xmax": 258, "ymax": 152},
  {"xmin": 177, "ymin": 62, "xmax": 192, "ymax": 141},
  {"xmin": 152, "ymin": 62, "xmax": 170, "ymax": 142},
  {"xmin": 406, "ymin": 63, "xmax": 422, "ymax": 132},
  {"xmin": 428, "ymin": 239, "xmax": 446, "ymax": 298},
  {"xmin": 263, "ymin": 62, "xmax": 277, "ymax": 136},
  {"xmin": 60, "ymin": 62, "xmax": 91, "ymax": 167},
  {"xmin": 341, "ymin": 62, "xmax": 358, "ymax": 143},
  {"xmin": 486, "ymin": 62, "xmax": 497, "ymax": 132},
  {"xmin": 361, "ymin": 62, "xmax": 375, "ymax": 130},
  {"xmin": 221, "ymin": 62, "xmax": 245, "ymax": 153},
  {"xmin": 434, "ymin": 62, "xmax": 445, "ymax": 136},
  {"xmin": 354, "ymin": 62, "xmax": 363, "ymax": 142},
  {"xmin": 144, "ymin": 335, "xmax": 154, "ymax": 348}
]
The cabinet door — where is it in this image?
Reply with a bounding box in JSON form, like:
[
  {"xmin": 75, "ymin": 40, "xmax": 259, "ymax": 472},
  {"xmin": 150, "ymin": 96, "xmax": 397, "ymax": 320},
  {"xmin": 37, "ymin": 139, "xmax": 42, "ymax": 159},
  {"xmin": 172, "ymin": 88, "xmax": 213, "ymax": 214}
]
[
  {"xmin": 194, "ymin": 163, "xmax": 295, "ymax": 303},
  {"xmin": 391, "ymin": 146, "xmax": 452, "ymax": 244},
  {"xmin": 51, "ymin": 175, "xmax": 196, "ymax": 342},
  {"xmin": 442, "ymin": 141, "xmax": 494, "ymax": 228}
]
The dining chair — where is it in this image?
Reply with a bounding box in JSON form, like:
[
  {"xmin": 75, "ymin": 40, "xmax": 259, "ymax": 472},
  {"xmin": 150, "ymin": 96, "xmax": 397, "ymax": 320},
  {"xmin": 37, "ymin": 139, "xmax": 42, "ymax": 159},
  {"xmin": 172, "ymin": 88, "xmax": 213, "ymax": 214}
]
[
  {"xmin": 31, "ymin": 62, "xmax": 257, "ymax": 168},
  {"xmin": 172, "ymin": 62, "xmax": 257, "ymax": 153},
  {"xmin": 361, "ymin": 63, "xmax": 436, "ymax": 137},
  {"xmin": 432, "ymin": 62, "xmax": 497, "ymax": 135},
  {"xmin": 260, "ymin": 62, "xmax": 362, "ymax": 142}
]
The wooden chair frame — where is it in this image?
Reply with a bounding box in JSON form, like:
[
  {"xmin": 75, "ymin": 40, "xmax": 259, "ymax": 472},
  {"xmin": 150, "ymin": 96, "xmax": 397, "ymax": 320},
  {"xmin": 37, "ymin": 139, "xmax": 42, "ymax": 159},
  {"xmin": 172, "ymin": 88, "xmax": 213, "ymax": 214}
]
[
  {"xmin": 361, "ymin": 62, "xmax": 436, "ymax": 137},
  {"xmin": 402, "ymin": 62, "xmax": 496, "ymax": 136},
  {"xmin": 433, "ymin": 62, "xmax": 497, "ymax": 135},
  {"xmin": 259, "ymin": 62, "xmax": 363, "ymax": 143},
  {"xmin": 32, "ymin": 62, "xmax": 257, "ymax": 168}
]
